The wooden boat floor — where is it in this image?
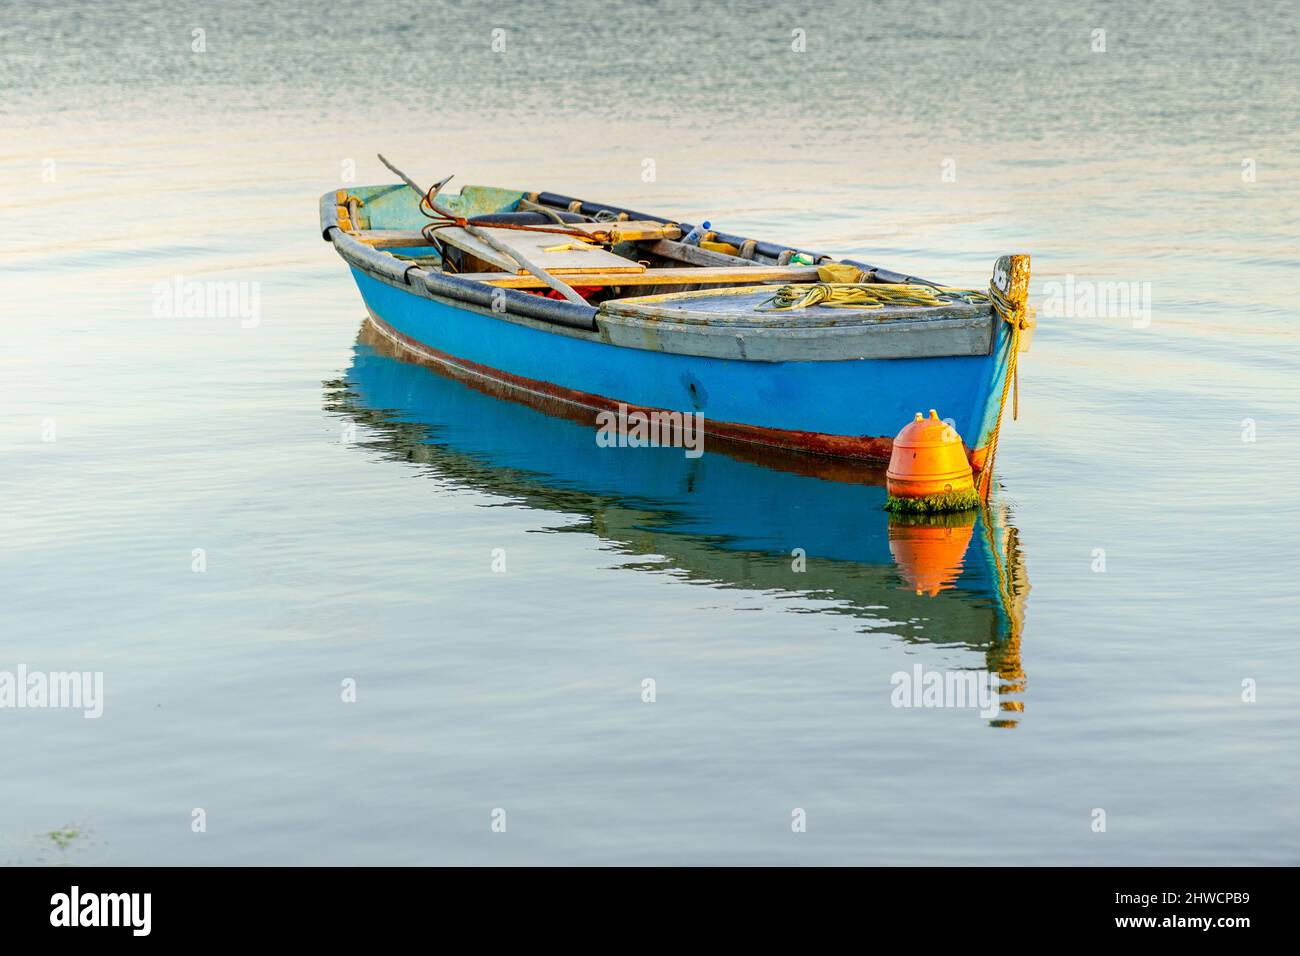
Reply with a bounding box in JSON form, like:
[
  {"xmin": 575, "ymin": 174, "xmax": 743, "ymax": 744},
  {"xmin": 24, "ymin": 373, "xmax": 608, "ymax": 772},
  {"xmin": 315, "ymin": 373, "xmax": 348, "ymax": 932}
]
[{"xmin": 599, "ymin": 286, "xmax": 991, "ymax": 328}]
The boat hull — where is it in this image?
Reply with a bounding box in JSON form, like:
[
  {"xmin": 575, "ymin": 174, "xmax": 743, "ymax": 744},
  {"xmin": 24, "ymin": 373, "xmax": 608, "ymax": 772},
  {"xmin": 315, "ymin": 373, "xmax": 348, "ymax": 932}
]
[{"xmin": 349, "ymin": 267, "xmax": 1014, "ymax": 465}]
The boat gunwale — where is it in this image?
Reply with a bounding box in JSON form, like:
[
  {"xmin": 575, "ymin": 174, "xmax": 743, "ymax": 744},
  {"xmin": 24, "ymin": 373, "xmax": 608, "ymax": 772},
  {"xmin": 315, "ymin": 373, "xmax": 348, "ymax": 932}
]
[
  {"xmin": 321, "ymin": 190, "xmax": 600, "ymax": 331},
  {"xmin": 320, "ymin": 188, "xmax": 997, "ymax": 361}
]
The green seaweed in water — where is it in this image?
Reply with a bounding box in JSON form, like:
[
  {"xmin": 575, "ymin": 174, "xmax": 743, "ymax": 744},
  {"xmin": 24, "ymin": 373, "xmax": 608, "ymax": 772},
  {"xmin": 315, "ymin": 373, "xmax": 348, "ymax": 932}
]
[{"xmin": 47, "ymin": 827, "xmax": 79, "ymax": 850}]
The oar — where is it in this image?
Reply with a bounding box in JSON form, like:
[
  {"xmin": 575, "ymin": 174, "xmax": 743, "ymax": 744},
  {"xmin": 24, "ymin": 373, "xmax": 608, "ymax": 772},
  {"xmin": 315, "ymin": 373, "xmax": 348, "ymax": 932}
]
[{"xmin": 377, "ymin": 154, "xmax": 588, "ymax": 305}]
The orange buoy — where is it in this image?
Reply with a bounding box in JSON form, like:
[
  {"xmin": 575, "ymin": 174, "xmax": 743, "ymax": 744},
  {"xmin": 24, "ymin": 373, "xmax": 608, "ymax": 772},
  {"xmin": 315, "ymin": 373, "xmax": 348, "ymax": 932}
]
[
  {"xmin": 884, "ymin": 409, "xmax": 980, "ymax": 513},
  {"xmin": 887, "ymin": 511, "xmax": 976, "ymax": 596}
]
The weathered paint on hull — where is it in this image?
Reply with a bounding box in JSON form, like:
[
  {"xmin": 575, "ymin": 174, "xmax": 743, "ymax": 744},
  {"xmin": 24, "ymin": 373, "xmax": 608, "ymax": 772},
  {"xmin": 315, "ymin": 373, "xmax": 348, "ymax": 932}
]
[{"xmin": 350, "ymin": 267, "xmax": 1014, "ymax": 465}]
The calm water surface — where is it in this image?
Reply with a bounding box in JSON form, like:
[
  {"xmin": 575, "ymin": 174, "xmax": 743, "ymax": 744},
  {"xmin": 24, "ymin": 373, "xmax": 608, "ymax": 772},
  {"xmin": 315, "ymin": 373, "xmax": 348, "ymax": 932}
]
[{"xmin": 2, "ymin": 0, "xmax": 1298, "ymax": 864}]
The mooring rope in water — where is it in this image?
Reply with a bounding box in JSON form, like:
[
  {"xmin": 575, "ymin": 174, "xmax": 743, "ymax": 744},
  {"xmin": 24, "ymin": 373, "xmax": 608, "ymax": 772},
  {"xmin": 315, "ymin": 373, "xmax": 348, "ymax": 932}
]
[
  {"xmin": 756, "ymin": 282, "xmax": 990, "ymax": 312},
  {"xmin": 977, "ymin": 278, "xmax": 1030, "ymax": 499},
  {"xmin": 981, "ymin": 499, "xmax": 1013, "ymax": 613},
  {"xmin": 978, "ymin": 498, "xmax": 1027, "ymax": 719}
]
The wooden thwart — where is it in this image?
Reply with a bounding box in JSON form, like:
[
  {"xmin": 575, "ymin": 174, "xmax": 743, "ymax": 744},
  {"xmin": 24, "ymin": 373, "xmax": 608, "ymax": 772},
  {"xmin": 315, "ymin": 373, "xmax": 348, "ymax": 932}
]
[
  {"xmin": 570, "ymin": 221, "xmax": 681, "ymax": 243},
  {"xmin": 435, "ymin": 226, "xmax": 644, "ymax": 275},
  {"xmin": 646, "ymin": 239, "xmax": 758, "ymax": 268},
  {"xmin": 354, "ymin": 230, "xmax": 434, "ymax": 249},
  {"xmin": 353, "ymin": 220, "xmax": 677, "ymax": 251},
  {"xmin": 456, "ymin": 265, "xmax": 822, "ymax": 288}
]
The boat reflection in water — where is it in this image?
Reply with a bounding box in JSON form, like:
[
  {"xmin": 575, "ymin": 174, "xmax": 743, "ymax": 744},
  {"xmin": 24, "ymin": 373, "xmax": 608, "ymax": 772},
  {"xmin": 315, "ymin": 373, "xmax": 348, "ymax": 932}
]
[{"xmin": 326, "ymin": 322, "xmax": 1030, "ymax": 726}]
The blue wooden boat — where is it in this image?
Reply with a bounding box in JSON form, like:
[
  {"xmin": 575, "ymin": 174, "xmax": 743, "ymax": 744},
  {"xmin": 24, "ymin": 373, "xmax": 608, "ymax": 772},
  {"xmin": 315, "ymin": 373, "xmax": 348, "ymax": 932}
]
[{"xmin": 319, "ymin": 166, "xmax": 1033, "ymax": 469}]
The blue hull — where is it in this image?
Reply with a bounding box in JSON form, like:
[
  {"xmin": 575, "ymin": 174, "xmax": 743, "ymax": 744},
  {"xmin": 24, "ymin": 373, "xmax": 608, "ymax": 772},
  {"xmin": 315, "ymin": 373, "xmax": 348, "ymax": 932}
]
[{"xmin": 350, "ymin": 267, "xmax": 1015, "ymax": 460}]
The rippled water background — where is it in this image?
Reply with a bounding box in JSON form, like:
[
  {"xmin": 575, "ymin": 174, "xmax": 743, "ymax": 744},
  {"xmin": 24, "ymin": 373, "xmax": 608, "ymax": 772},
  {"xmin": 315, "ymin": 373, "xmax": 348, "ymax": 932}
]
[{"xmin": 2, "ymin": 0, "xmax": 1298, "ymax": 864}]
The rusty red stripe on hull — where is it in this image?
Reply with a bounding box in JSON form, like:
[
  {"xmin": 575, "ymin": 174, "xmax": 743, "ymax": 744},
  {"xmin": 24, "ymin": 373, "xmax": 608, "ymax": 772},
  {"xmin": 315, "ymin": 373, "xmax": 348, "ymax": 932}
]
[{"xmin": 365, "ymin": 312, "xmax": 987, "ymax": 468}]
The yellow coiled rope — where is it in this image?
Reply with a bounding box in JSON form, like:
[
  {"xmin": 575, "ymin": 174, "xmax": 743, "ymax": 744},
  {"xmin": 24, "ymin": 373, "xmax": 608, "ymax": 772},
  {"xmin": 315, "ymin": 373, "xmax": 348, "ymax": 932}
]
[{"xmin": 756, "ymin": 277, "xmax": 990, "ymax": 313}]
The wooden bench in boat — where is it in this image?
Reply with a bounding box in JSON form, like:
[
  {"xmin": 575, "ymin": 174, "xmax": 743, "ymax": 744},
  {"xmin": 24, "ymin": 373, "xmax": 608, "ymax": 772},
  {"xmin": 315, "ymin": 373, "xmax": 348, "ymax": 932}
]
[
  {"xmin": 355, "ymin": 219, "xmax": 820, "ymax": 289},
  {"xmin": 454, "ymin": 265, "xmax": 822, "ymax": 288},
  {"xmin": 353, "ymin": 220, "xmax": 679, "ymax": 250},
  {"xmin": 432, "ymin": 225, "xmax": 644, "ymax": 275}
]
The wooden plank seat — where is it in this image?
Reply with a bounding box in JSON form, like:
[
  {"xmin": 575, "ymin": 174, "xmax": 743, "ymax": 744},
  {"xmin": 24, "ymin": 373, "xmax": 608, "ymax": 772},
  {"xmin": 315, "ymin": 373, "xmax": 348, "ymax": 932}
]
[
  {"xmin": 453, "ymin": 265, "xmax": 822, "ymax": 288},
  {"xmin": 353, "ymin": 220, "xmax": 679, "ymax": 251},
  {"xmin": 433, "ymin": 226, "xmax": 644, "ymax": 275}
]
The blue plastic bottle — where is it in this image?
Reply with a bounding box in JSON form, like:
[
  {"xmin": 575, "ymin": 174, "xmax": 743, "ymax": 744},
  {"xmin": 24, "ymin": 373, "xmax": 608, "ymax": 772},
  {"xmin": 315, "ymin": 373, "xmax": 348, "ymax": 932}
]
[{"xmin": 681, "ymin": 220, "xmax": 712, "ymax": 246}]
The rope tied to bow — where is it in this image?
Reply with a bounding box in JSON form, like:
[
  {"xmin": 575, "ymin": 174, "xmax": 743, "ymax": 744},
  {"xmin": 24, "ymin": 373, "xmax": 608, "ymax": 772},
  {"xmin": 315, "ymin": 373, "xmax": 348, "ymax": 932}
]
[{"xmin": 977, "ymin": 257, "xmax": 1032, "ymax": 499}]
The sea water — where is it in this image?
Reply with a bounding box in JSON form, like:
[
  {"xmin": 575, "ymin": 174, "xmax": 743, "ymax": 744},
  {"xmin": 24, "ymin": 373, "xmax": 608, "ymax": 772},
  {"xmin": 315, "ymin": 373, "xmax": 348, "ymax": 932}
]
[{"xmin": 1, "ymin": 0, "xmax": 1297, "ymax": 864}]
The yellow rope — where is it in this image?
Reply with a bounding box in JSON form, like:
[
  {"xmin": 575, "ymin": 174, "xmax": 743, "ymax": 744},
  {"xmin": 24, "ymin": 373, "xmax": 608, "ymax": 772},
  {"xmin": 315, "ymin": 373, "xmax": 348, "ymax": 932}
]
[
  {"xmin": 978, "ymin": 279, "xmax": 1030, "ymax": 499},
  {"xmin": 757, "ymin": 282, "xmax": 989, "ymax": 312}
]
